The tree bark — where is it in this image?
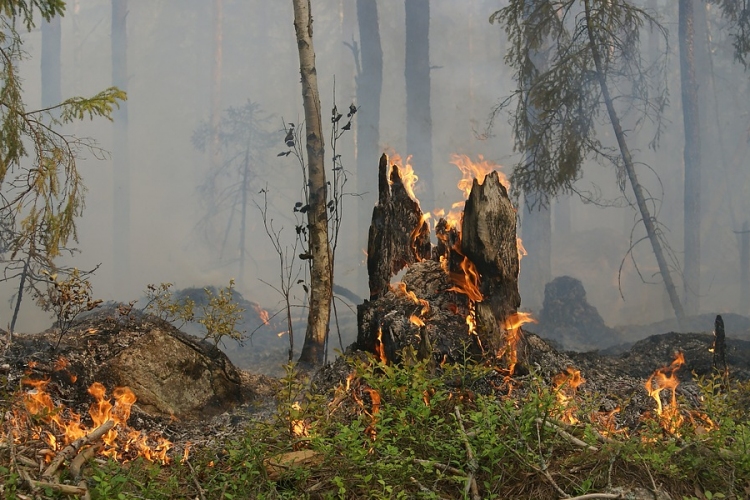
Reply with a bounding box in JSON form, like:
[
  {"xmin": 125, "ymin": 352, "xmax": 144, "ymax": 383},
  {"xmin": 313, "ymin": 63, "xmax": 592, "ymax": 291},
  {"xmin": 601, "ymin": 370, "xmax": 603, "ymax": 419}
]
[
  {"xmin": 112, "ymin": 0, "xmax": 130, "ymax": 292},
  {"xmin": 583, "ymin": 0, "xmax": 686, "ymax": 328},
  {"xmin": 680, "ymin": 0, "xmax": 702, "ymax": 315},
  {"xmin": 41, "ymin": 14, "xmax": 61, "ymax": 108},
  {"xmin": 356, "ymin": 0, "xmax": 383, "ymax": 291},
  {"xmin": 404, "ymin": 0, "xmax": 433, "ymax": 209},
  {"xmin": 293, "ymin": 0, "xmax": 333, "ymax": 369}
]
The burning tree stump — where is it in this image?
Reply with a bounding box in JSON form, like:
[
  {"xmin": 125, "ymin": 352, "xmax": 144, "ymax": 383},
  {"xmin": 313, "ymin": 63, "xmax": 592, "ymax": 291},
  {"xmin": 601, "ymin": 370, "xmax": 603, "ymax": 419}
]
[
  {"xmin": 358, "ymin": 154, "xmax": 523, "ymax": 366},
  {"xmin": 367, "ymin": 153, "xmax": 431, "ymax": 299}
]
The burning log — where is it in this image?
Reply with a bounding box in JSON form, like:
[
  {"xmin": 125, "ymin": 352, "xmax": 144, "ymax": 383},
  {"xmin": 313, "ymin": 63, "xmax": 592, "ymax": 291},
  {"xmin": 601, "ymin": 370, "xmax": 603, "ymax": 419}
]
[{"xmin": 43, "ymin": 419, "xmax": 115, "ymax": 478}]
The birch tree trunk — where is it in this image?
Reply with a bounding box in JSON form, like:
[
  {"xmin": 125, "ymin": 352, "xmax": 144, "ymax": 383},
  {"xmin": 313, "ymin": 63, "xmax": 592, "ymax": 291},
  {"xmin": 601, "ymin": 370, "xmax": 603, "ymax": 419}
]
[{"xmin": 292, "ymin": 0, "xmax": 333, "ymax": 368}]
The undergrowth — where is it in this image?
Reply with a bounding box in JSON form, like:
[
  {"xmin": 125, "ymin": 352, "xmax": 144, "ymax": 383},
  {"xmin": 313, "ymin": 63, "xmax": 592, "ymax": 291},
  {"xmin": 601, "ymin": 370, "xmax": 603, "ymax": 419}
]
[{"xmin": 2, "ymin": 355, "xmax": 750, "ymax": 499}]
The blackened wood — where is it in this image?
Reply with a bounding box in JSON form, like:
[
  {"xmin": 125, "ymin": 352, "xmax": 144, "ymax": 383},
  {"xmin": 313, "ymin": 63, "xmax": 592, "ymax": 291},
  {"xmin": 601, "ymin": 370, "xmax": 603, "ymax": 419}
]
[
  {"xmin": 460, "ymin": 171, "xmax": 521, "ymax": 354},
  {"xmin": 713, "ymin": 314, "xmax": 727, "ymax": 372},
  {"xmin": 367, "ymin": 153, "xmax": 431, "ymax": 299}
]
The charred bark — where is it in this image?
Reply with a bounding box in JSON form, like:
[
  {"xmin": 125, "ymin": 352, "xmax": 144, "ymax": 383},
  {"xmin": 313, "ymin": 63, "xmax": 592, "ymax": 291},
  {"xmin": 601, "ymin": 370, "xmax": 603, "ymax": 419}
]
[
  {"xmin": 367, "ymin": 153, "xmax": 431, "ymax": 300},
  {"xmin": 359, "ymin": 161, "xmax": 520, "ymax": 365}
]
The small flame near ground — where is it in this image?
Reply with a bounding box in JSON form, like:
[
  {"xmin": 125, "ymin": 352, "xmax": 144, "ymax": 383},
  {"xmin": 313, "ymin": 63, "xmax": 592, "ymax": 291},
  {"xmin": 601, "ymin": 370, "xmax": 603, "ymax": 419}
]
[
  {"xmin": 644, "ymin": 352, "xmax": 689, "ymax": 435},
  {"xmin": 14, "ymin": 376, "xmax": 172, "ymax": 464},
  {"xmin": 552, "ymin": 367, "xmax": 585, "ymax": 425}
]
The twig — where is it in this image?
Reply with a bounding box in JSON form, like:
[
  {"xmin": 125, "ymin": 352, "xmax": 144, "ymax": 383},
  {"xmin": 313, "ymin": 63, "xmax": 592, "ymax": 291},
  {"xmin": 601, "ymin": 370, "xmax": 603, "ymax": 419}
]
[
  {"xmin": 69, "ymin": 444, "xmax": 100, "ymax": 480},
  {"xmin": 535, "ymin": 418, "xmax": 598, "ymax": 452},
  {"xmin": 185, "ymin": 459, "xmax": 207, "ymax": 500},
  {"xmin": 410, "ymin": 476, "xmax": 449, "ymax": 500},
  {"xmin": 26, "ymin": 477, "xmax": 87, "ymax": 496},
  {"xmin": 413, "ymin": 458, "xmax": 467, "ymax": 476},
  {"xmin": 566, "ymin": 494, "xmax": 623, "ymax": 500},
  {"xmin": 454, "ymin": 407, "xmax": 481, "ymax": 500},
  {"xmin": 43, "ymin": 419, "xmax": 114, "ymax": 478}
]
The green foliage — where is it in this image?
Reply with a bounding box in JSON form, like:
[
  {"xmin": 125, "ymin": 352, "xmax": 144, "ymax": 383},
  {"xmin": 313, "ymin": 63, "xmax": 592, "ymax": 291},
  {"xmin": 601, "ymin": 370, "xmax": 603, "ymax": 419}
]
[
  {"xmin": 489, "ymin": 0, "xmax": 668, "ymax": 205},
  {"xmin": 143, "ymin": 283, "xmax": 195, "ymax": 326},
  {"xmin": 35, "ymin": 267, "xmax": 101, "ymax": 346},
  {"xmin": 144, "ymin": 280, "xmax": 245, "ymax": 346},
  {"xmin": 196, "ymin": 279, "xmax": 245, "ymax": 345},
  {"xmin": 0, "ymin": 0, "xmax": 64, "ymax": 30}
]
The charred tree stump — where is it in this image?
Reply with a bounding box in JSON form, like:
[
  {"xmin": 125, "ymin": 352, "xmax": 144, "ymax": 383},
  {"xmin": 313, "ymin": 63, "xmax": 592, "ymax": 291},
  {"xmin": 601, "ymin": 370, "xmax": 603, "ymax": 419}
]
[
  {"xmin": 358, "ymin": 156, "xmax": 521, "ymax": 366},
  {"xmin": 367, "ymin": 153, "xmax": 431, "ymax": 300},
  {"xmin": 461, "ymin": 172, "xmax": 521, "ymax": 355}
]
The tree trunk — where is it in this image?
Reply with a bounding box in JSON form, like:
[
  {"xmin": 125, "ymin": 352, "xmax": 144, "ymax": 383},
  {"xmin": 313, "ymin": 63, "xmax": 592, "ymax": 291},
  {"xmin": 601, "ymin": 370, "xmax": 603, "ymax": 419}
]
[
  {"xmin": 293, "ymin": 0, "xmax": 333, "ymax": 369},
  {"xmin": 680, "ymin": 0, "xmax": 702, "ymax": 315},
  {"xmin": 583, "ymin": 0, "xmax": 686, "ymax": 328},
  {"xmin": 238, "ymin": 148, "xmax": 249, "ymax": 288},
  {"xmin": 112, "ymin": 0, "xmax": 130, "ymax": 293},
  {"xmin": 356, "ymin": 0, "xmax": 383, "ymax": 293},
  {"xmin": 210, "ymin": 0, "xmax": 223, "ymax": 173},
  {"xmin": 404, "ymin": 0, "xmax": 433, "ymax": 209},
  {"xmin": 41, "ymin": 14, "xmax": 61, "ymax": 108}
]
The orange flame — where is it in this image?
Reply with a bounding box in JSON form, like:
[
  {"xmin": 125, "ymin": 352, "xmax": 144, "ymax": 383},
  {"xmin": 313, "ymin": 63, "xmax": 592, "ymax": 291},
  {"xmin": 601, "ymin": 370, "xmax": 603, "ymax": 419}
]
[
  {"xmin": 389, "ymin": 153, "xmax": 420, "ymax": 205},
  {"xmin": 450, "ymin": 154, "xmax": 509, "ymax": 199},
  {"xmin": 448, "ymin": 256, "xmax": 483, "ymax": 302},
  {"xmin": 410, "ymin": 315, "xmax": 425, "ymax": 327},
  {"xmin": 552, "ymin": 367, "xmax": 585, "ymax": 424},
  {"xmin": 19, "ymin": 378, "xmax": 172, "ymax": 463},
  {"xmin": 498, "ymin": 312, "xmax": 537, "ymax": 376},
  {"xmin": 253, "ymin": 304, "xmax": 270, "ymax": 325},
  {"xmin": 644, "ymin": 352, "xmax": 685, "ymax": 434},
  {"xmin": 395, "ymin": 282, "xmax": 430, "ymax": 316},
  {"xmin": 376, "ymin": 327, "xmax": 388, "ymax": 364}
]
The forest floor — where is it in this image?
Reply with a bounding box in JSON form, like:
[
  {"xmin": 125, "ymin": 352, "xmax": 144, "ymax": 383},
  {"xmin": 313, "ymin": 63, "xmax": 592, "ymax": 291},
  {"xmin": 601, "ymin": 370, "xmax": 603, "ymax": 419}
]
[{"xmin": 2, "ymin": 317, "xmax": 750, "ymax": 499}]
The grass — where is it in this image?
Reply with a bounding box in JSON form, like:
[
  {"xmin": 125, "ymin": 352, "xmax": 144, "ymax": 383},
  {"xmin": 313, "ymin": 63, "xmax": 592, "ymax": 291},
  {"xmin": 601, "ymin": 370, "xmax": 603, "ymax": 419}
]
[{"xmin": 2, "ymin": 355, "xmax": 750, "ymax": 499}]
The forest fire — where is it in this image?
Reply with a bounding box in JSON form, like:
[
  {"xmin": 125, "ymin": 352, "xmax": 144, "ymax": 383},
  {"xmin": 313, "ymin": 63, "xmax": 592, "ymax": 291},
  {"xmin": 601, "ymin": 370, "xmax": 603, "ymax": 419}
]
[
  {"xmin": 388, "ymin": 153, "xmax": 420, "ymax": 205},
  {"xmin": 12, "ymin": 375, "xmax": 172, "ymax": 465},
  {"xmin": 499, "ymin": 312, "xmax": 537, "ymax": 376}
]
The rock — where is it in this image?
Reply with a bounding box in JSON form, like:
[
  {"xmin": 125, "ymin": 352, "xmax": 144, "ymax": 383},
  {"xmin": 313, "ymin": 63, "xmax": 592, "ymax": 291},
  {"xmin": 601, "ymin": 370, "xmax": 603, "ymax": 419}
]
[
  {"xmin": 534, "ymin": 276, "xmax": 619, "ymax": 351},
  {"xmin": 3, "ymin": 306, "xmax": 244, "ymax": 421},
  {"xmin": 101, "ymin": 327, "xmax": 242, "ymax": 418}
]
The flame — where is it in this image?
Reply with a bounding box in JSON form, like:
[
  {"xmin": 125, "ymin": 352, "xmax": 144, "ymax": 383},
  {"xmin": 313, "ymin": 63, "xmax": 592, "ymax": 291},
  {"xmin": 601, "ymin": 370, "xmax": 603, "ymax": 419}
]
[
  {"xmin": 410, "ymin": 315, "xmax": 425, "ymax": 327},
  {"xmin": 448, "ymin": 255, "xmax": 483, "ymax": 302},
  {"xmin": 376, "ymin": 327, "xmax": 388, "ymax": 364},
  {"xmin": 450, "ymin": 154, "xmax": 509, "ymax": 198},
  {"xmin": 410, "ymin": 212, "xmax": 431, "ymax": 261},
  {"xmin": 18, "ymin": 378, "xmax": 172, "ymax": 463},
  {"xmin": 517, "ymin": 237, "xmax": 527, "ymax": 263},
  {"xmin": 552, "ymin": 368, "xmax": 585, "ymax": 424},
  {"xmin": 590, "ymin": 407, "xmax": 624, "ymax": 437},
  {"xmin": 395, "ymin": 282, "xmax": 430, "ymax": 316},
  {"xmin": 389, "ymin": 153, "xmax": 420, "ymax": 205},
  {"xmin": 497, "ymin": 312, "xmax": 537, "ymax": 376},
  {"xmin": 644, "ymin": 352, "xmax": 685, "ymax": 434},
  {"xmin": 253, "ymin": 304, "xmax": 270, "ymax": 325}
]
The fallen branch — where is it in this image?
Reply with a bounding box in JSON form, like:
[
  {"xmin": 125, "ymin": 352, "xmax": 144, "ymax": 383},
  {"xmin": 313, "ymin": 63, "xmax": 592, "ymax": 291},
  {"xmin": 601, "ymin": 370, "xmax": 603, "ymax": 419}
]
[
  {"xmin": 413, "ymin": 458, "xmax": 466, "ymax": 476},
  {"xmin": 535, "ymin": 418, "xmax": 598, "ymax": 452},
  {"xmin": 567, "ymin": 494, "xmax": 623, "ymax": 500},
  {"xmin": 454, "ymin": 407, "xmax": 481, "ymax": 500},
  {"xmin": 185, "ymin": 458, "xmax": 207, "ymax": 500},
  {"xmin": 26, "ymin": 478, "xmax": 87, "ymax": 496},
  {"xmin": 69, "ymin": 444, "xmax": 100, "ymax": 480},
  {"xmin": 43, "ymin": 419, "xmax": 115, "ymax": 478}
]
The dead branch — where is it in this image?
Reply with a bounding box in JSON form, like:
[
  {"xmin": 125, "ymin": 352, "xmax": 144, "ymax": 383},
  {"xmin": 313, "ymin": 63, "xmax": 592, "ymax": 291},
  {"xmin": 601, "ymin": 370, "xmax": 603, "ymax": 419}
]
[
  {"xmin": 535, "ymin": 418, "xmax": 598, "ymax": 452},
  {"xmin": 69, "ymin": 444, "xmax": 100, "ymax": 480},
  {"xmin": 185, "ymin": 458, "xmax": 207, "ymax": 500},
  {"xmin": 567, "ymin": 494, "xmax": 623, "ymax": 500},
  {"xmin": 412, "ymin": 458, "xmax": 467, "ymax": 477},
  {"xmin": 43, "ymin": 419, "xmax": 114, "ymax": 478},
  {"xmin": 25, "ymin": 476, "xmax": 87, "ymax": 496}
]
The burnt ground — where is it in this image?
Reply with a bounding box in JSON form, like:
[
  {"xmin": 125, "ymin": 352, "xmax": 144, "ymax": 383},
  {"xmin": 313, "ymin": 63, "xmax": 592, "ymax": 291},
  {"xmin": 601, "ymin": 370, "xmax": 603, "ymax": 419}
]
[{"xmin": 2, "ymin": 307, "xmax": 750, "ymax": 460}]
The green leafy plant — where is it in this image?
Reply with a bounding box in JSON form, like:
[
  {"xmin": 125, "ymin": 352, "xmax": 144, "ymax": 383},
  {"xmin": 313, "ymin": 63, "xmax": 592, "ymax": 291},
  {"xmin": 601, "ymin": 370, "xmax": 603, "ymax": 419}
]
[{"xmin": 35, "ymin": 268, "xmax": 101, "ymax": 347}]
